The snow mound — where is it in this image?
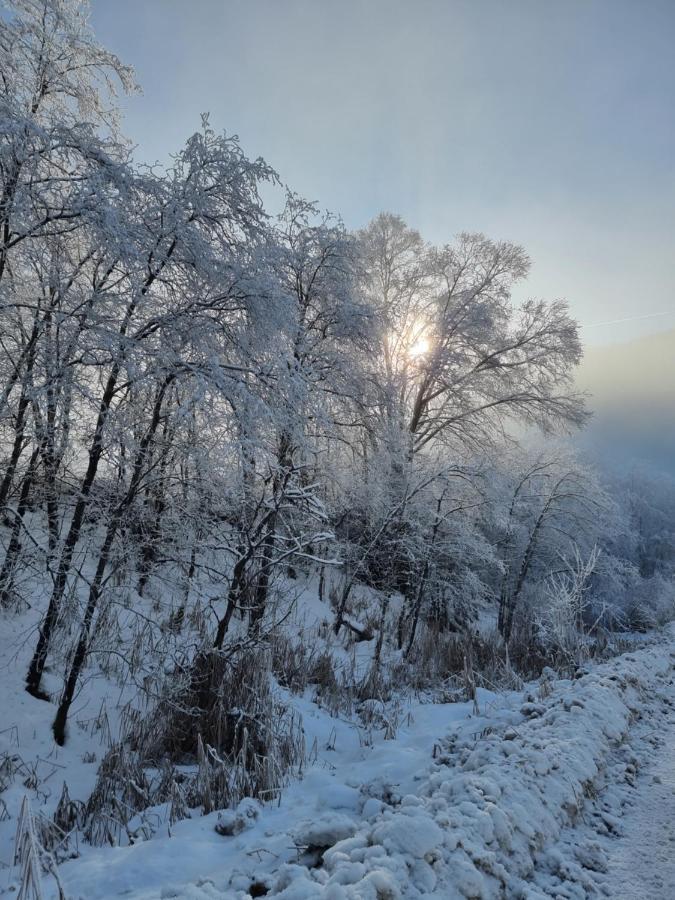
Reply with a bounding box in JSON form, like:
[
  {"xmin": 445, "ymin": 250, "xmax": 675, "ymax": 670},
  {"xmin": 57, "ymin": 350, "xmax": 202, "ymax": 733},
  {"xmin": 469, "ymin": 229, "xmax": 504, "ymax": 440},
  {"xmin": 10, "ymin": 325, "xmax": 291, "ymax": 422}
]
[
  {"xmin": 294, "ymin": 814, "xmax": 358, "ymax": 849},
  {"xmin": 261, "ymin": 635, "xmax": 674, "ymax": 899}
]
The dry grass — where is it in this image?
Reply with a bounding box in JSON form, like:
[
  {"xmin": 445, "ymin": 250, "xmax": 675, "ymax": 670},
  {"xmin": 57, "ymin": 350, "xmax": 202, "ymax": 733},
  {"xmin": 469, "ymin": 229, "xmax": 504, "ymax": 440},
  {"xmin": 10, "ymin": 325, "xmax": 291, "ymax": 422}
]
[{"xmin": 81, "ymin": 642, "xmax": 306, "ymax": 846}]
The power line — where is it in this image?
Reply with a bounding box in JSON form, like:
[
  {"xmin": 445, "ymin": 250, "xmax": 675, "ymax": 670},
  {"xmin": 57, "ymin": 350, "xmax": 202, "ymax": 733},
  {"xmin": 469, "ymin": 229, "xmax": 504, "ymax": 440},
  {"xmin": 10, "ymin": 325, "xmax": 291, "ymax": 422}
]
[{"xmin": 585, "ymin": 310, "xmax": 675, "ymax": 329}]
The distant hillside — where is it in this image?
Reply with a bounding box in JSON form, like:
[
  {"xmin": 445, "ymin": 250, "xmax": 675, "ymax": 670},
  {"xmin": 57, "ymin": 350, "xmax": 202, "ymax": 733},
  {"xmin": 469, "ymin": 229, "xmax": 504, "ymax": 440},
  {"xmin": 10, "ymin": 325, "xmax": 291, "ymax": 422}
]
[{"xmin": 576, "ymin": 328, "xmax": 675, "ymax": 474}]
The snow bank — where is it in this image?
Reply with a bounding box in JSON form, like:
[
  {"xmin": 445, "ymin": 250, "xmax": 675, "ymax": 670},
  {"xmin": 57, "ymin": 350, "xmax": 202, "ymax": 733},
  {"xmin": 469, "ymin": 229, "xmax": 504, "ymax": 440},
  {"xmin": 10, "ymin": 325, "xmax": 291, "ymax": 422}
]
[{"xmin": 262, "ymin": 634, "xmax": 674, "ymax": 899}]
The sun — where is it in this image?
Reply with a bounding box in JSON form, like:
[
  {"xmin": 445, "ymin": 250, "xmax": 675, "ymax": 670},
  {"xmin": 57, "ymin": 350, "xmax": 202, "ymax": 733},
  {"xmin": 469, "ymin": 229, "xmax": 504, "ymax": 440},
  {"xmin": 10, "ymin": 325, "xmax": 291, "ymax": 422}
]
[{"xmin": 409, "ymin": 336, "xmax": 430, "ymax": 359}]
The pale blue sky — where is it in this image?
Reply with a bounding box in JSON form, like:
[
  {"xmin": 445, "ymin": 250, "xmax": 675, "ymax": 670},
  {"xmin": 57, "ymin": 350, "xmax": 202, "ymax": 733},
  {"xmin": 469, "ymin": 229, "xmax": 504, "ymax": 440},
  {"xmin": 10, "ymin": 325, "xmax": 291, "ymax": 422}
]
[{"xmin": 92, "ymin": 0, "xmax": 675, "ymax": 346}]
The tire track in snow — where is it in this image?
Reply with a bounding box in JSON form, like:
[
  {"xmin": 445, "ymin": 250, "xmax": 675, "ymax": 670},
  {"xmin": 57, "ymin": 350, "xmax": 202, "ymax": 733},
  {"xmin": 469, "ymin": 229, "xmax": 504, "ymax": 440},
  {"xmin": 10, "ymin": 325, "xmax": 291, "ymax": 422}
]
[{"xmin": 604, "ymin": 691, "xmax": 675, "ymax": 899}]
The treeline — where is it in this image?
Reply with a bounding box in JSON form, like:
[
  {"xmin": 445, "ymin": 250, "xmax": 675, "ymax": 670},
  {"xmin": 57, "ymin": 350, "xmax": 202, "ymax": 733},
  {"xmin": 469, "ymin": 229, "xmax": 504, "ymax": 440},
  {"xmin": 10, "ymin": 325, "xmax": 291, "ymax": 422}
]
[{"xmin": 1, "ymin": 0, "xmax": 673, "ymax": 748}]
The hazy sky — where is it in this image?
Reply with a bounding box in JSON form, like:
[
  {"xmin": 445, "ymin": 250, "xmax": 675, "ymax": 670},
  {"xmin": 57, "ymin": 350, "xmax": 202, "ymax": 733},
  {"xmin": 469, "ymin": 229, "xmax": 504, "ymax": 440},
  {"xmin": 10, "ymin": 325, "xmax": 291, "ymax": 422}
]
[{"xmin": 91, "ymin": 0, "xmax": 675, "ymax": 347}]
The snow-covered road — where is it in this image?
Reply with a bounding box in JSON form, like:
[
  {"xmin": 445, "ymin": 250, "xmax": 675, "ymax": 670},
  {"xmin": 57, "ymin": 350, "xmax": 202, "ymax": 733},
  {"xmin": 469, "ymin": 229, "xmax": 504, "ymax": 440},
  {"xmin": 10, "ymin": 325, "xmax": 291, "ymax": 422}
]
[{"xmin": 604, "ymin": 690, "xmax": 675, "ymax": 899}]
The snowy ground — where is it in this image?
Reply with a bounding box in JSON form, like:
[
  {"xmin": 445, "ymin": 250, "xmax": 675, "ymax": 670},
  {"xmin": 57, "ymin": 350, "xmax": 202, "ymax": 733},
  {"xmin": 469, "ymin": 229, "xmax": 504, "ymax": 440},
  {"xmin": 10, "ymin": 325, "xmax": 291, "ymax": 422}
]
[
  {"xmin": 2, "ymin": 613, "xmax": 675, "ymax": 898},
  {"xmin": 540, "ymin": 639, "xmax": 675, "ymax": 900},
  {"xmin": 603, "ymin": 710, "xmax": 675, "ymax": 899}
]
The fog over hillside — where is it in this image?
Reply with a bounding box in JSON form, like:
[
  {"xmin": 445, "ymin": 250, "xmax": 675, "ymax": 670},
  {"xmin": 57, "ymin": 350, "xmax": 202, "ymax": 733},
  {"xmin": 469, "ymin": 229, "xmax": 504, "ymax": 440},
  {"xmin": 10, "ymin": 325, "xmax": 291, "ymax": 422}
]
[{"xmin": 577, "ymin": 328, "xmax": 675, "ymax": 475}]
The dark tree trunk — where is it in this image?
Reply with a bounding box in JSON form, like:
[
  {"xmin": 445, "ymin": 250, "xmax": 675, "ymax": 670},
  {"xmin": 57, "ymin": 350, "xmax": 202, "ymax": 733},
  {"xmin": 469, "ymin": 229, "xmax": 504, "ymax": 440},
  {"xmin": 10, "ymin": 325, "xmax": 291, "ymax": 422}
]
[
  {"xmin": 24, "ymin": 273, "xmax": 158, "ymax": 698},
  {"xmin": 0, "ymin": 314, "xmax": 40, "ymax": 512},
  {"xmin": 0, "ymin": 445, "xmax": 40, "ymax": 606},
  {"xmin": 52, "ymin": 521, "xmax": 117, "ymax": 744},
  {"xmin": 214, "ymin": 552, "xmax": 249, "ymax": 650},
  {"xmin": 404, "ymin": 560, "xmax": 430, "ymax": 658},
  {"xmin": 51, "ymin": 379, "xmax": 171, "ymax": 739},
  {"xmin": 171, "ymin": 542, "xmax": 198, "ymax": 633},
  {"xmin": 26, "ymin": 363, "xmax": 123, "ymax": 699},
  {"xmin": 248, "ymin": 520, "xmax": 276, "ymax": 634}
]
